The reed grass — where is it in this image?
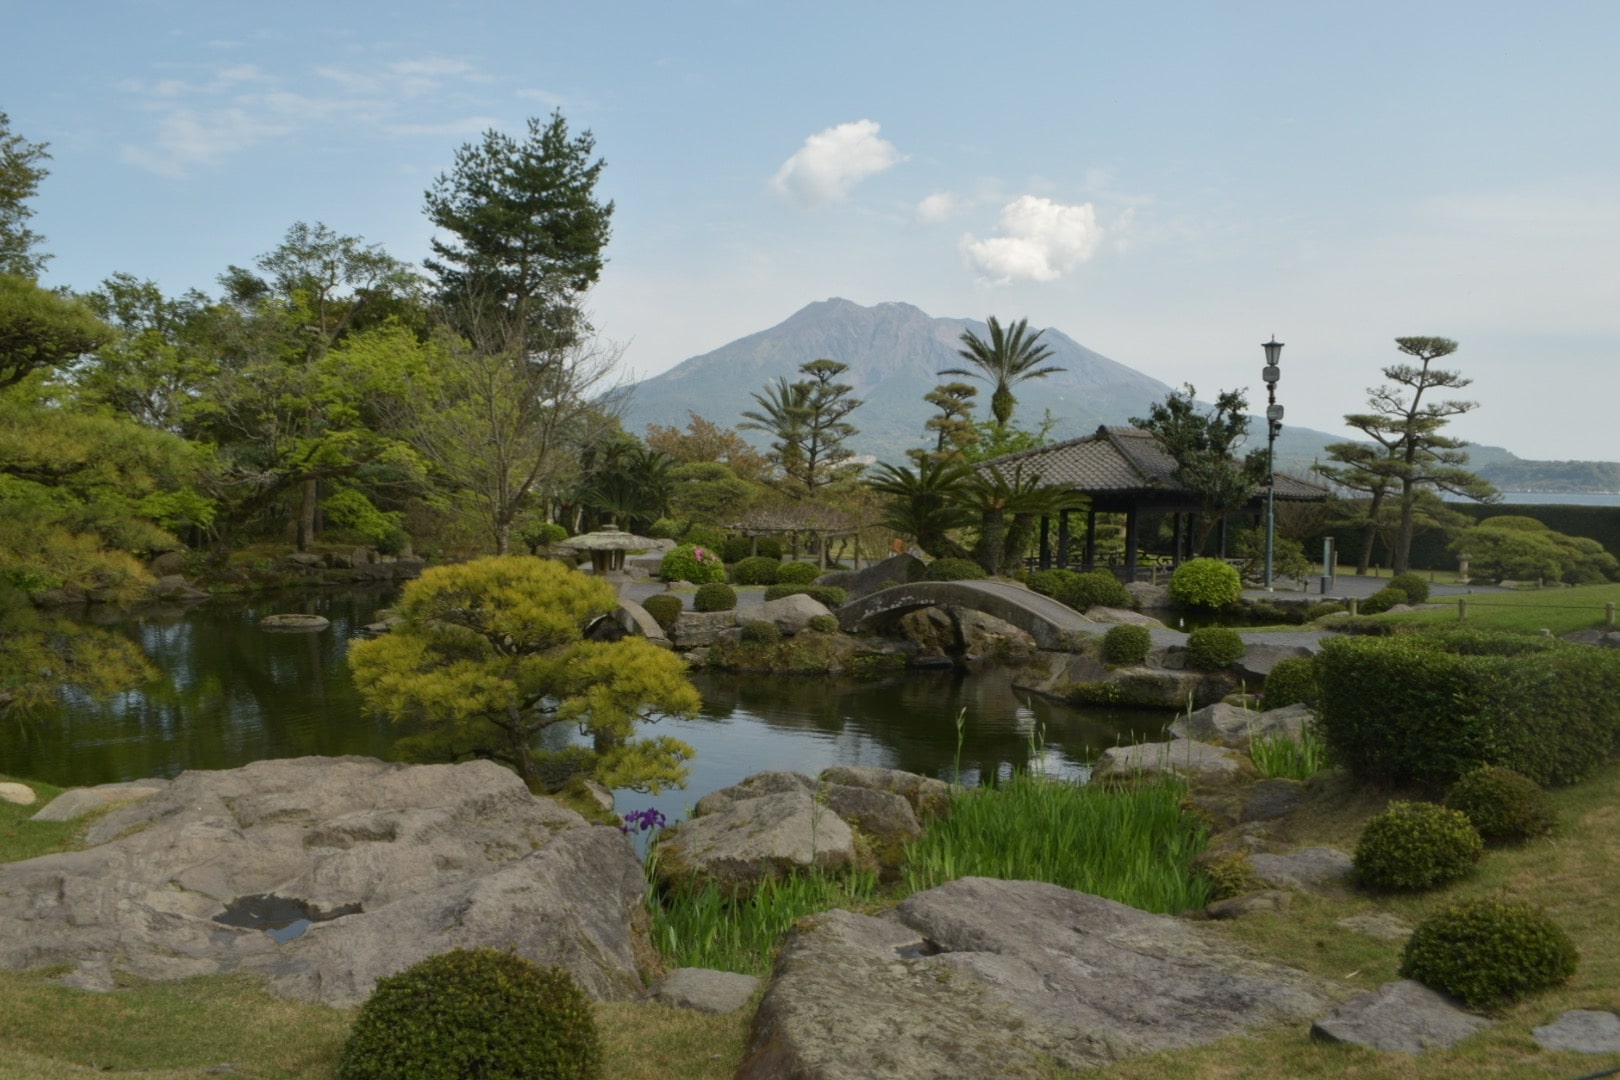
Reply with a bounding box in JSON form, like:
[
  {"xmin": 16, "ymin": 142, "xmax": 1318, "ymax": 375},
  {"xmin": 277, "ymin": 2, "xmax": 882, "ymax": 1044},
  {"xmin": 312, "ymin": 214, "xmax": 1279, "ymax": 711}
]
[{"xmin": 1248, "ymin": 728, "xmax": 1329, "ymax": 781}]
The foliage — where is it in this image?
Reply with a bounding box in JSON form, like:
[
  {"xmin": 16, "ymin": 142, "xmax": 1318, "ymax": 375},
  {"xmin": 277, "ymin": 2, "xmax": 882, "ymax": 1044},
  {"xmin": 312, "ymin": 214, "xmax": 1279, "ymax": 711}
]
[
  {"xmin": 737, "ymin": 619, "xmax": 781, "ymax": 645},
  {"xmin": 666, "ymin": 462, "xmax": 758, "ymax": 529},
  {"xmin": 919, "ymin": 380, "xmax": 980, "ymax": 460},
  {"xmin": 924, "ymin": 557, "xmax": 986, "ymax": 581},
  {"xmin": 806, "ymin": 614, "xmax": 839, "ymax": 633},
  {"xmin": 729, "ymin": 555, "xmax": 780, "ymax": 585},
  {"xmin": 337, "ymin": 947, "xmax": 601, "ymax": 1080},
  {"xmin": 1, "ymin": 274, "xmax": 111, "ymax": 390},
  {"xmin": 640, "ymin": 593, "xmax": 683, "ymax": 633},
  {"xmin": 515, "ymin": 515, "xmax": 569, "ymax": 554},
  {"xmin": 1314, "ymin": 632, "xmax": 1620, "ymax": 788},
  {"xmin": 739, "ymin": 359, "xmax": 862, "ymax": 495},
  {"xmin": 1387, "ymin": 572, "xmax": 1431, "ymax": 604},
  {"xmin": 762, "ymin": 584, "xmax": 846, "ymax": 607},
  {"xmin": 1353, "ymin": 801, "xmax": 1483, "ymax": 891},
  {"xmin": 866, "ymin": 457, "xmax": 974, "ymax": 558},
  {"xmin": 1029, "ymin": 567, "xmax": 1133, "ymax": 612},
  {"xmin": 1101, "ymin": 624, "xmax": 1153, "ymax": 665},
  {"xmin": 659, "ymin": 544, "xmax": 726, "ymax": 585},
  {"xmin": 1248, "ymin": 727, "xmax": 1328, "ymax": 781},
  {"xmin": 0, "ymin": 584, "xmax": 156, "ymax": 716},
  {"xmin": 1233, "ymin": 527, "xmax": 1312, "ymax": 583},
  {"xmin": 692, "ymin": 582, "xmax": 737, "ymax": 613},
  {"xmin": 1451, "ymin": 515, "xmax": 1620, "ymax": 585},
  {"xmin": 1201, "ymin": 852, "xmax": 1262, "ymax": 901},
  {"xmin": 939, "ymin": 315, "xmax": 1063, "ymax": 429},
  {"xmin": 644, "ymin": 411, "xmax": 770, "ymax": 483},
  {"xmin": 1444, "ymin": 766, "xmax": 1556, "ymax": 844},
  {"xmin": 717, "ymin": 536, "xmax": 753, "ymax": 563},
  {"xmin": 1185, "ymin": 626, "xmax": 1246, "ymax": 671},
  {"xmin": 1261, "ymin": 656, "xmax": 1318, "ymax": 709},
  {"xmin": 903, "ymin": 773, "xmax": 1209, "ymax": 914},
  {"xmin": 1168, "ymin": 558, "xmax": 1242, "ymax": 609},
  {"xmin": 1357, "ymin": 584, "xmax": 1410, "ymax": 615},
  {"xmin": 0, "ymin": 111, "xmax": 50, "ymax": 277},
  {"xmin": 1131, "ymin": 385, "xmax": 1268, "ymax": 552},
  {"xmin": 573, "ymin": 434, "xmax": 676, "ymax": 533},
  {"xmin": 348, "ymin": 557, "xmax": 699, "ymax": 792},
  {"xmin": 774, "ymin": 560, "xmax": 822, "ymax": 585},
  {"xmin": 957, "ymin": 462, "xmax": 1082, "ymax": 575},
  {"xmin": 322, "ymin": 488, "xmax": 404, "ymax": 547},
  {"xmin": 1400, "ymin": 898, "xmax": 1577, "ymax": 1009}
]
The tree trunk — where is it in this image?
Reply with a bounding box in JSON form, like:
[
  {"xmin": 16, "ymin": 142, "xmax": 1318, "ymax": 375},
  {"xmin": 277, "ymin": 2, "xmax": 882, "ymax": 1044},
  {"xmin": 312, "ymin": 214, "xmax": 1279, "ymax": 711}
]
[
  {"xmin": 977, "ymin": 510, "xmax": 1006, "ymax": 575},
  {"xmin": 1356, "ymin": 489, "xmax": 1388, "ymax": 575},
  {"xmin": 1393, "ymin": 481, "xmax": 1417, "ymax": 575},
  {"xmin": 297, "ymin": 478, "xmax": 318, "ymax": 552}
]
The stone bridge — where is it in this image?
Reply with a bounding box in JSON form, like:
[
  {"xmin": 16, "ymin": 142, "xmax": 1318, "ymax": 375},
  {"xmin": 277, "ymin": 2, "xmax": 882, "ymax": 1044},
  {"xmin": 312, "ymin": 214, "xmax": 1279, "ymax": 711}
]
[{"xmin": 837, "ymin": 580, "xmax": 1097, "ymax": 650}]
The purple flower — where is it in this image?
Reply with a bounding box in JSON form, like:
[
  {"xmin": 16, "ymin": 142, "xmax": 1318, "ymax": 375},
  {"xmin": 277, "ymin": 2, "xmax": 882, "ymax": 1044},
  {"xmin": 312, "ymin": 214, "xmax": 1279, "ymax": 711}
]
[{"xmin": 619, "ymin": 807, "xmax": 668, "ymax": 835}]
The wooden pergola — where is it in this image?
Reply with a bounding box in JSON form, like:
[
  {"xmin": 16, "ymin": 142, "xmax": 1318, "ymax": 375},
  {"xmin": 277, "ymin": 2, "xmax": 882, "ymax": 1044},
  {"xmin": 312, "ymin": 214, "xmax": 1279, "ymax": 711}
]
[
  {"xmin": 977, "ymin": 426, "xmax": 1332, "ymax": 581},
  {"xmin": 729, "ymin": 503, "xmax": 864, "ymax": 570}
]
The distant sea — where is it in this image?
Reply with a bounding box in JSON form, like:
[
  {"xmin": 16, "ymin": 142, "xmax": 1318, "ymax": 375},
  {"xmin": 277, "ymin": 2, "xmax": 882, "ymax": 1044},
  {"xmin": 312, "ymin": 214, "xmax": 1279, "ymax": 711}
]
[{"xmin": 1489, "ymin": 492, "xmax": 1620, "ymax": 507}]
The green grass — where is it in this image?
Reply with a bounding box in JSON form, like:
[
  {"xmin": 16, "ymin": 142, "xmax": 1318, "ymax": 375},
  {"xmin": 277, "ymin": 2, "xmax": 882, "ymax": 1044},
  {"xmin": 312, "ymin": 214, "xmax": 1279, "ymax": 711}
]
[
  {"xmin": 1249, "ymin": 728, "xmax": 1329, "ymax": 781},
  {"xmin": 1372, "ymin": 581, "xmax": 1620, "ymax": 636},
  {"xmin": 0, "ymin": 776, "xmax": 84, "ymax": 863}
]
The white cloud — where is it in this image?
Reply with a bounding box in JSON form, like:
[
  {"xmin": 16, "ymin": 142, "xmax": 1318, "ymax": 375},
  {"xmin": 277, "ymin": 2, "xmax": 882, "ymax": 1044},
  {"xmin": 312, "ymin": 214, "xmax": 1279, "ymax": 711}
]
[
  {"xmin": 961, "ymin": 195, "xmax": 1102, "ymax": 283},
  {"xmin": 915, "ymin": 192, "xmax": 958, "ymax": 223},
  {"xmin": 120, "ymin": 107, "xmax": 294, "ymax": 178},
  {"xmin": 770, "ymin": 119, "xmax": 902, "ymax": 209}
]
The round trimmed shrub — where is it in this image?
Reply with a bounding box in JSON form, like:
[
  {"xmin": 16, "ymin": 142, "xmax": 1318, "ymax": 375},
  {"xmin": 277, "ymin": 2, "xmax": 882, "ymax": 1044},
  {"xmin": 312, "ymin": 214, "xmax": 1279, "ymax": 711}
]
[
  {"xmin": 738, "ymin": 619, "xmax": 781, "ymax": 645},
  {"xmin": 1168, "ymin": 558, "xmax": 1242, "ymax": 609},
  {"xmin": 1102, "ymin": 624, "xmax": 1153, "ymax": 665},
  {"xmin": 775, "ymin": 561, "xmax": 822, "ymax": 585},
  {"xmin": 682, "ymin": 524, "xmax": 726, "ymax": 550},
  {"xmin": 336, "ymin": 947, "xmax": 601, "ymax": 1080},
  {"xmin": 755, "ymin": 537, "xmax": 784, "ymax": 560},
  {"xmin": 764, "ymin": 584, "xmax": 847, "ymax": 607},
  {"xmin": 1027, "ymin": 569, "xmax": 1080, "ymax": 603},
  {"xmin": 1388, "ymin": 572, "xmax": 1431, "ymax": 605},
  {"xmin": 1262, "ymin": 656, "xmax": 1318, "ymax": 709},
  {"xmin": 646, "ymin": 517, "xmax": 681, "ymax": 540},
  {"xmin": 926, "ymin": 557, "xmax": 986, "ymax": 581},
  {"xmin": 692, "ymin": 582, "xmax": 737, "ymax": 612},
  {"xmin": 640, "ymin": 593, "xmax": 683, "ymax": 633},
  {"xmin": 1444, "ymin": 766, "xmax": 1556, "ymax": 844},
  {"xmin": 1400, "ymin": 898, "xmax": 1578, "ymax": 1009},
  {"xmin": 719, "ymin": 536, "xmax": 755, "ymax": 563},
  {"xmin": 658, "ymin": 544, "xmax": 726, "ymax": 585},
  {"xmin": 1185, "ymin": 626, "xmax": 1246, "ymax": 671},
  {"xmin": 1353, "ymin": 801, "xmax": 1483, "ymax": 891},
  {"xmin": 1069, "ymin": 570, "xmax": 1135, "ymax": 611},
  {"xmin": 730, "ymin": 556, "xmax": 781, "ymax": 585},
  {"xmin": 1358, "ymin": 585, "xmax": 1410, "ymax": 615},
  {"xmin": 806, "ymin": 614, "xmax": 839, "ymax": 633}
]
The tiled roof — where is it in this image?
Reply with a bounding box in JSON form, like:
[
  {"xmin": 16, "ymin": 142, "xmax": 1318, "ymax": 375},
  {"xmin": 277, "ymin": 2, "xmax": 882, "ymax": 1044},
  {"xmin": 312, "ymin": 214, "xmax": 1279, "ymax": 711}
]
[{"xmin": 976, "ymin": 426, "xmax": 1330, "ymax": 501}]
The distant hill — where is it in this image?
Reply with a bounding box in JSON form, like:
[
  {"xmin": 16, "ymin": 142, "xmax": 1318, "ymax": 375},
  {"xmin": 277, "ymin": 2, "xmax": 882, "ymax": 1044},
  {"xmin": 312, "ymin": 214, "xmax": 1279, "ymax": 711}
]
[{"xmin": 618, "ymin": 298, "xmax": 1611, "ymax": 488}]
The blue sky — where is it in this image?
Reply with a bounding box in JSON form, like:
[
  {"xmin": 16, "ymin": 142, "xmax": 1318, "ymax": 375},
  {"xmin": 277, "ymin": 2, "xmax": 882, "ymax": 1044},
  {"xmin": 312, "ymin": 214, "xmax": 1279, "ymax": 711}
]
[{"xmin": 9, "ymin": 1, "xmax": 1618, "ymax": 460}]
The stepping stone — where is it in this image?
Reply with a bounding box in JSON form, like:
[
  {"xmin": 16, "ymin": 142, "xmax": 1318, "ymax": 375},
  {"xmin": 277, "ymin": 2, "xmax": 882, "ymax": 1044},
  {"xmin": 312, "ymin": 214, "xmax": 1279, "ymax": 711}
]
[
  {"xmin": 1533, "ymin": 1010, "xmax": 1620, "ymax": 1053},
  {"xmin": 0, "ymin": 782, "xmax": 36, "ymax": 807},
  {"xmin": 644, "ymin": 968, "xmax": 760, "ymax": 1014},
  {"xmin": 1311, "ymin": 980, "xmax": 1490, "ymax": 1053}
]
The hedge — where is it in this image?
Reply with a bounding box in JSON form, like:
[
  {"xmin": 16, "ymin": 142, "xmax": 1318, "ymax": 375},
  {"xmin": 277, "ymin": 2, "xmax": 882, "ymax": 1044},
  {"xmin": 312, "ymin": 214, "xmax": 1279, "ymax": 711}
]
[{"xmin": 1314, "ymin": 632, "xmax": 1620, "ymax": 788}]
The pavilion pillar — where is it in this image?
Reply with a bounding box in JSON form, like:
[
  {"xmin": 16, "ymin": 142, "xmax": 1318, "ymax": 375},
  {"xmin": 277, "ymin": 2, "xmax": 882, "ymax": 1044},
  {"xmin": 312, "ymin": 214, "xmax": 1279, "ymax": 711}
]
[
  {"xmin": 1038, "ymin": 515, "xmax": 1052, "ymax": 570},
  {"xmin": 1217, "ymin": 516, "xmax": 1229, "ymax": 558},
  {"xmin": 1083, "ymin": 510, "xmax": 1096, "ymax": 571},
  {"xmin": 1172, "ymin": 513, "xmax": 1184, "ymax": 566},
  {"xmin": 1124, "ymin": 507, "xmax": 1139, "ymax": 581},
  {"xmin": 1057, "ymin": 510, "xmax": 1071, "ymax": 569}
]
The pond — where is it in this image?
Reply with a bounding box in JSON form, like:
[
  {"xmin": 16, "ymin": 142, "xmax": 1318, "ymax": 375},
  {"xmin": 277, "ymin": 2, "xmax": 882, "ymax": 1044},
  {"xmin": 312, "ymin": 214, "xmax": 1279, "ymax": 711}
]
[{"xmin": 5, "ymin": 588, "xmax": 1170, "ymax": 826}]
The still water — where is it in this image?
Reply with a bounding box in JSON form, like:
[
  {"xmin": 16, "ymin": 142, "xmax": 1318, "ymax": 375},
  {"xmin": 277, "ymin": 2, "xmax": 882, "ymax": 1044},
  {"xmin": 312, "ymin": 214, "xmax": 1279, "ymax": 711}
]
[{"xmin": 4, "ymin": 588, "xmax": 1160, "ymax": 823}]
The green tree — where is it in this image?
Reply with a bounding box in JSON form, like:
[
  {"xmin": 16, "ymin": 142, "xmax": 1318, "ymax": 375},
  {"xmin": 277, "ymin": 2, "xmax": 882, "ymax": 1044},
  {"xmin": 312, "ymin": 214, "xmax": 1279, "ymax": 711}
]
[
  {"xmin": 0, "ymin": 111, "xmax": 50, "ymax": 277},
  {"xmin": 1323, "ymin": 337, "xmax": 1496, "ymax": 575},
  {"xmin": 1450, "ymin": 516, "xmax": 1619, "ymax": 585},
  {"xmin": 919, "ymin": 381, "xmax": 980, "ymax": 461},
  {"xmin": 960, "ymin": 463, "xmax": 1081, "ymax": 574},
  {"xmin": 348, "ymin": 557, "xmax": 700, "ymax": 792},
  {"xmin": 1130, "ymin": 384, "xmax": 1267, "ymax": 552},
  {"xmin": 75, "ymin": 274, "xmax": 217, "ymax": 433},
  {"xmin": 739, "ymin": 359, "xmax": 862, "ymax": 495},
  {"xmin": 867, "ymin": 457, "xmax": 975, "ymax": 558},
  {"xmin": 940, "ymin": 316, "xmax": 1064, "ymax": 430},
  {"xmin": 0, "ymin": 274, "xmax": 109, "ymax": 390},
  {"xmin": 645, "ymin": 411, "xmax": 770, "ymax": 483}
]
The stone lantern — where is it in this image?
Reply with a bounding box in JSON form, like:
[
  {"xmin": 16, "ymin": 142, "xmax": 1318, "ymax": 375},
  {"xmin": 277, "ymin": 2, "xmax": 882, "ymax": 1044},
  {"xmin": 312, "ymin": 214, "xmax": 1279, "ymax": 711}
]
[{"xmin": 556, "ymin": 526, "xmax": 660, "ymax": 585}]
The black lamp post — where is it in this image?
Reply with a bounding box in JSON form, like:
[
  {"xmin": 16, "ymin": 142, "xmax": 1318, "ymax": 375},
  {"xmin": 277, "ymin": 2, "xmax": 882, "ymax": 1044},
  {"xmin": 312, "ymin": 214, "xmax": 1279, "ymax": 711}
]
[{"xmin": 1261, "ymin": 337, "xmax": 1284, "ymax": 590}]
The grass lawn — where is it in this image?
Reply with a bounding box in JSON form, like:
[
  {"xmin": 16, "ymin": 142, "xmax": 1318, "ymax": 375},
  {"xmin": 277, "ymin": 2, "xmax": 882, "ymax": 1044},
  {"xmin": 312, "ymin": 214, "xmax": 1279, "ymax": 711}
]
[{"xmin": 1377, "ymin": 581, "xmax": 1620, "ymax": 636}]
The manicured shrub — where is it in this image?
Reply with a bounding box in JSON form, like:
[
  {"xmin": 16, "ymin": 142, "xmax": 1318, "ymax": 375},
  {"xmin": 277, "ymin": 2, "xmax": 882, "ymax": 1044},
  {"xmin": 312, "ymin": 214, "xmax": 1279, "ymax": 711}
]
[
  {"xmin": 926, "ymin": 557, "xmax": 987, "ymax": 581},
  {"xmin": 1102, "ymin": 624, "xmax": 1153, "ymax": 665},
  {"xmin": 1261, "ymin": 656, "xmax": 1318, "ymax": 709},
  {"xmin": 640, "ymin": 593, "xmax": 683, "ymax": 633},
  {"xmin": 659, "ymin": 544, "xmax": 727, "ymax": 585},
  {"xmin": 755, "ymin": 537, "xmax": 784, "ymax": 560},
  {"xmin": 1030, "ymin": 567, "xmax": 1132, "ymax": 612},
  {"xmin": 806, "ymin": 614, "xmax": 840, "ymax": 634},
  {"xmin": 775, "ymin": 561, "xmax": 822, "ymax": 585},
  {"xmin": 692, "ymin": 582, "xmax": 737, "ymax": 612},
  {"xmin": 763, "ymin": 584, "xmax": 847, "ymax": 607},
  {"xmin": 738, "ymin": 619, "xmax": 781, "ymax": 645},
  {"xmin": 682, "ymin": 524, "xmax": 727, "ymax": 550},
  {"xmin": 1026, "ymin": 569, "xmax": 1080, "ymax": 604},
  {"xmin": 1168, "ymin": 558, "xmax": 1242, "ymax": 609},
  {"xmin": 1444, "ymin": 766, "xmax": 1556, "ymax": 844},
  {"xmin": 337, "ymin": 947, "xmax": 601, "ymax": 1080},
  {"xmin": 730, "ymin": 556, "xmax": 781, "ymax": 585},
  {"xmin": 1185, "ymin": 626, "xmax": 1246, "ymax": 671},
  {"xmin": 646, "ymin": 518, "xmax": 681, "ymax": 540},
  {"xmin": 1200, "ymin": 852, "xmax": 1261, "ymax": 901},
  {"xmin": 719, "ymin": 536, "xmax": 755, "ymax": 563},
  {"xmin": 1400, "ymin": 898, "xmax": 1578, "ymax": 1009},
  {"xmin": 1357, "ymin": 585, "xmax": 1410, "ymax": 615},
  {"xmin": 1387, "ymin": 572, "xmax": 1431, "ymax": 605},
  {"xmin": 1353, "ymin": 801, "xmax": 1483, "ymax": 891}
]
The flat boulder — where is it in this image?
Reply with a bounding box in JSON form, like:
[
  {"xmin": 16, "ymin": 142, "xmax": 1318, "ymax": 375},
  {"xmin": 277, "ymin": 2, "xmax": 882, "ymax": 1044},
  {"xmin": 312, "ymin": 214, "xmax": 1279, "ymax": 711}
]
[
  {"xmin": 817, "ymin": 766, "xmax": 952, "ymax": 821},
  {"xmin": 817, "ymin": 554, "xmax": 927, "ymax": 601},
  {"xmin": 31, "ymin": 780, "xmax": 169, "ymax": 822},
  {"xmin": 654, "ymin": 790, "xmax": 856, "ymax": 897},
  {"xmin": 1250, "ymin": 847, "xmax": 1354, "ymax": 894},
  {"xmin": 644, "ymin": 968, "xmax": 760, "ymax": 1014},
  {"xmin": 258, "ymin": 613, "xmax": 329, "ymax": 632},
  {"xmin": 755, "ymin": 592, "xmax": 832, "ymax": 635},
  {"xmin": 1234, "ymin": 642, "xmax": 1316, "ymax": 683},
  {"xmin": 1533, "ymin": 1010, "xmax": 1620, "ymax": 1053},
  {"xmin": 1311, "ymin": 979, "xmax": 1491, "ymax": 1052},
  {"xmin": 735, "ymin": 876, "xmax": 1334, "ymax": 1079},
  {"xmin": 1086, "ymin": 606, "xmax": 1166, "ymax": 628},
  {"xmin": 1092, "ymin": 738, "xmax": 1256, "ymax": 786},
  {"xmin": 1170, "ymin": 702, "xmax": 1311, "ymax": 749}
]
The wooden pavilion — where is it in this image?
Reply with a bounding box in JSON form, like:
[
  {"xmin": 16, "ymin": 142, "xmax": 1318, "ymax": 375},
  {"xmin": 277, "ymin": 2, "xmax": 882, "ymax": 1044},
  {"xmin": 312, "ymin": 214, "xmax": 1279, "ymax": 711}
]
[{"xmin": 977, "ymin": 426, "xmax": 1332, "ymax": 581}]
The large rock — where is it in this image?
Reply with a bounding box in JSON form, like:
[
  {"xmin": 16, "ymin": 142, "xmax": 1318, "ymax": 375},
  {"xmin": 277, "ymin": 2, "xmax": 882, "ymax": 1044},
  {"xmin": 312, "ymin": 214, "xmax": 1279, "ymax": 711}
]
[
  {"xmin": 1091, "ymin": 738, "xmax": 1256, "ymax": 786},
  {"xmin": 0, "ymin": 757, "xmax": 648, "ymax": 1006},
  {"xmin": 735, "ymin": 877, "xmax": 1335, "ymax": 1079},
  {"xmin": 31, "ymin": 780, "xmax": 170, "ymax": 822},
  {"xmin": 1533, "ymin": 1010, "xmax": 1620, "ymax": 1053},
  {"xmin": 1234, "ymin": 642, "xmax": 1316, "ymax": 683},
  {"xmin": 1169, "ymin": 701, "xmax": 1311, "ymax": 749},
  {"xmin": 954, "ymin": 608, "xmax": 1038, "ymax": 666},
  {"xmin": 1250, "ymin": 847, "xmax": 1354, "ymax": 894},
  {"xmin": 817, "ymin": 554, "xmax": 927, "ymax": 601},
  {"xmin": 1311, "ymin": 980, "xmax": 1491, "ymax": 1052},
  {"xmin": 755, "ymin": 592, "xmax": 833, "ymax": 635},
  {"xmin": 655, "ymin": 789, "xmax": 856, "ymax": 897},
  {"xmin": 817, "ymin": 766, "xmax": 951, "ymax": 821},
  {"xmin": 1086, "ymin": 606, "xmax": 1167, "ymax": 628},
  {"xmin": 670, "ymin": 609, "xmax": 737, "ymax": 648},
  {"xmin": 644, "ymin": 968, "xmax": 761, "ymax": 1014}
]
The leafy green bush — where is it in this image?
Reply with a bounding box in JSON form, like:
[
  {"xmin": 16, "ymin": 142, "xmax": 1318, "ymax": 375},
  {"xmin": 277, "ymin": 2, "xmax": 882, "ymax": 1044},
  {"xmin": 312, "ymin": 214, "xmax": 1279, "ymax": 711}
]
[
  {"xmin": 1450, "ymin": 515, "xmax": 1620, "ymax": 585},
  {"xmin": 1400, "ymin": 898, "xmax": 1578, "ymax": 1009},
  {"xmin": 755, "ymin": 537, "xmax": 784, "ymax": 560},
  {"xmin": 1261, "ymin": 656, "xmax": 1318, "ymax": 709},
  {"xmin": 738, "ymin": 619, "xmax": 781, "ymax": 645},
  {"xmin": 640, "ymin": 593, "xmax": 683, "ymax": 633},
  {"xmin": 1357, "ymin": 585, "xmax": 1410, "ymax": 615},
  {"xmin": 1026, "ymin": 569, "xmax": 1080, "ymax": 604},
  {"xmin": 659, "ymin": 544, "xmax": 727, "ymax": 585},
  {"xmin": 775, "ymin": 561, "xmax": 822, "ymax": 585},
  {"xmin": 806, "ymin": 614, "xmax": 839, "ymax": 633},
  {"xmin": 646, "ymin": 518, "xmax": 681, "ymax": 540},
  {"xmin": 719, "ymin": 536, "xmax": 754, "ymax": 563},
  {"xmin": 730, "ymin": 556, "xmax": 781, "ymax": 585},
  {"xmin": 1353, "ymin": 801, "xmax": 1483, "ymax": 891},
  {"xmin": 1387, "ymin": 572, "xmax": 1430, "ymax": 605},
  {"xmin": 926, "ymin": 557, "xmax": 987, "ymax": 581},
  {"xmin": 514, "ymin": 518, "xmax": 568, "ymax": 554},
  {"xmin": 682, "ymin": 524, "xmax": 727, "ymax": 551},
  {"xmin": 1444, "ymin": 766, "xmax": 1556, "ymax": 844},
  {"xmin": 337, "ymin": 948, "xmax": 601, "ymax": 1080},
  {"xmin": 324, "ymin": 488, "xmax": 405, "ymax": 547},
  {"xmin": 1102, "ymin": 624, "xmax": 1153, "ymax": 665},
  {"xmin": 1066, "ymin": 570, "xmax": 1133, "ymax": 611},
  {"xmin": 376, "ymin": 526, "xmax": 413, "ymax": 557},
  {"xmin": 1200, "ymin": 852, "xmax": 1261, "ymax": 901},
  {"xmin": 763, "ymin": 584, "xmax": 847, "ymax": 607},
  {"xmin": 692, "ymin": 582, "xmax": 737, "ymax": 612},
  {"xmin": 1168, "ymin": 558, "xmax": 1242, "ymax": 609},
  {"xmin": 1185, "ymin": 626, "xmax": 1246, "ymax": 671}
]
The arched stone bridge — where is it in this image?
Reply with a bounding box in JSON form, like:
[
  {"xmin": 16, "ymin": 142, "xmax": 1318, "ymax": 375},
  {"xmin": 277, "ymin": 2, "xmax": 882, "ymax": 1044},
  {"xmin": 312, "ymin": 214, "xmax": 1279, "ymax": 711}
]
[{"xmin": 837, "ymin": 580, "xmax": 1096, "ymax": 650}]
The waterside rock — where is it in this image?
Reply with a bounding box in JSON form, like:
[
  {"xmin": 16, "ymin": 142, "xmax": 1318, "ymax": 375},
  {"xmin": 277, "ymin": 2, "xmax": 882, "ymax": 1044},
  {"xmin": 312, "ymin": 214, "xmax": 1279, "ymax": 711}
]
[
  {"xmin": 31, "ymin": 780, "xmax": 169, "ymax": 822},
  {"xmin": 1091, "ymin": 738, "xmax": 1256, "ymax": 787},
  {"xmin": 1169, "ymin": 702, "xmax": 1312, "ymax": 750}
]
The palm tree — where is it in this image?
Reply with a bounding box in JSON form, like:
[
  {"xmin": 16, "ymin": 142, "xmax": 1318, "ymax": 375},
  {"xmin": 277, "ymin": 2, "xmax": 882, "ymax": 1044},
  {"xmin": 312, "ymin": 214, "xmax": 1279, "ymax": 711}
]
[
  {"xmin": 867, "ymin": 458, "xmax": 975, "ymax": 558},
  {"xmin": 940, "ymin": 316, "xmax": 1064, "ymax": 430}
]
